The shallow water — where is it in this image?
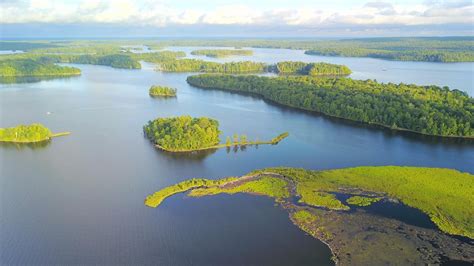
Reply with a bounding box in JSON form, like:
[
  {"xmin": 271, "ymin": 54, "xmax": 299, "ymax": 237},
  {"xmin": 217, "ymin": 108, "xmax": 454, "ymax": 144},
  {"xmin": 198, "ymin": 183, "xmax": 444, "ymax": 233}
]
[{"xmin": 1, "ymin": 50, "xmax": 473, "ymax": 264}]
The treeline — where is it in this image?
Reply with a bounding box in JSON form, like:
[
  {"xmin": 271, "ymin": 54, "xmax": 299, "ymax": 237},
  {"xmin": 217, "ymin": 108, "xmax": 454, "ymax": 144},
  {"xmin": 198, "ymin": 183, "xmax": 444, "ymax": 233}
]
[
  {"xmin": 304, "ymin": 49, "xmax": 474, "ymax": 63},
  {"xmin": 152, "ymin": 37, "xmax": 474, "ymax": 62},
  {"xmin": 43, "ymin": 54, "xmax": 142, "ymax": 69},
  {"xmin": 187, "ymin": 74, "xmax": 473, "ymax": 137},
  {"xmin": 191, "ymin": 49, "xmax": 253, "ymax": 58},
  {"xmin": 0, "ymin": 124, "xmax": 52, "ymax": 143},
  {"xmin": 130, "ymin": 51, "xmax": 186, "ymax": 63},
  {"xmin": 0, "ymin": 59, "xmax": 81, "ymax": 77},
  {"xmin": 275, "ymin": 61, "xmax": 351, "ymax": 75},
  {"xmin": 143, "ymin": 116, "xmax": 221, "ymax": 151},
  {"xmin": 149, "ymin": 85, "xmax": 177, "ymax": 97},
  {"xmin": 158, "ymin": 59, "xmax": 267, "ymax": 73},
  {"xmin": 157, "ymin": 58, "xmax": 351, "ymax": 75}
]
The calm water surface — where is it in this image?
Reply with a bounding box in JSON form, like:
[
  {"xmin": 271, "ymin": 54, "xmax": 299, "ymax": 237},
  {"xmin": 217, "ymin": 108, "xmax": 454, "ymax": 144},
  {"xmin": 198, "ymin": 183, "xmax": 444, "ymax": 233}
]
[
  {"xmin": 1, "ymin": 50, "xmax": 473, "ymax": 265},
  {"xmin": 168, "ymin": 46, "xmax": 474, "ymax": 96}
]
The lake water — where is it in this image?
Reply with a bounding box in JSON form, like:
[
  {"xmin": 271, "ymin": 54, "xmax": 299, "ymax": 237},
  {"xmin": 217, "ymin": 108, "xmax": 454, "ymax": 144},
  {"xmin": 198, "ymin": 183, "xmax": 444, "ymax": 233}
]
[
  {"xmin": 1, "ymin": 49, "xmax": 473, "ymax": 265},
  {"xmin": 167, "ymin": 46, "xmax": 474, "ymax": 96}
]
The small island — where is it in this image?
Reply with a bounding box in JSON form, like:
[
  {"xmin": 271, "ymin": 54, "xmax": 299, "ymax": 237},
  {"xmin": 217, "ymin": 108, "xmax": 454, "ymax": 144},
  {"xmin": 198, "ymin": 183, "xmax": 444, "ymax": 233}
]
[
  {"xmin": 143, "ymin": 116, "xmax": 288, "ymax": 152},
  {"xmin": 145, "ymin": 166, "xmax": 474, "ymax": 265},
  {"xmin": 0, "ymin": 123, "xmax": 70, "ymax": 143},
  {"xmin": 149, "ymin": 85, "xmax": 177, "ymax": 97},
  {"xmin": 190, "ymin": 49, "xmax": 254, "ymax": 58}
]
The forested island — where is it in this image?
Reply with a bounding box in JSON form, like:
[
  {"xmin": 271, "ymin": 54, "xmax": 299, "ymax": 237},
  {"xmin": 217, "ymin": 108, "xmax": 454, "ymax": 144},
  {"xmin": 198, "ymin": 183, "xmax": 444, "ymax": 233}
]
[
  {"xmin": 0, "ymin": 59, "xmax": 81, "ymax": 77},
  {"xmin": 187, "ymin": 74, "xmax": 473, "ymax": 138},
  {"xmin": 274, "ymin": 61, "xmax": 351, "ymax": 75},
  {"xmin": 191, "ymin": 49, "xmax": 253, "ymax": 58},
  {"xmin": 156, "ymin": 58, "xmax": 352, "ymax": 75},
  {"xmin": 0, "ymin": 124, "xmax": 70, "ymax": 143},
  {"xmin": 149, "ymin": 85, "xmax": 177, "ymax": 97},
  {"xmin": 157, "ymin": 59, "xmax": 267, "ymax": 73},
  {"xmin": 145, "ymin": 166, "xmax": 474, "ymax": 265},
  {"xmin": 143, "ymin": 116, "xmax": 288, "ymax": 152}
]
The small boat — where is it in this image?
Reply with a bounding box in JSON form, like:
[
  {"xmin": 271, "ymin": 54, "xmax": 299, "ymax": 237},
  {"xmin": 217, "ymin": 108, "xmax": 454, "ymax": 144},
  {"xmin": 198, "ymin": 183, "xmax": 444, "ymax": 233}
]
[
  {"xmin": 46, "ymin": 111, "xmax": 52, "ymax": 115},
  {"xmin": 382, "ymin": 68, "xmax": 387, "ymax": 71}
]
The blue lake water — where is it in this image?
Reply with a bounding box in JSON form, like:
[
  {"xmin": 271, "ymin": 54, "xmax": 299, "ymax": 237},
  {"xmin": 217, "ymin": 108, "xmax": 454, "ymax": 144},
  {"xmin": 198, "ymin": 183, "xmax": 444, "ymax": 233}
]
[{"xmin": 0, "ymin": 48, "xmax": 473, "ymax": 264}]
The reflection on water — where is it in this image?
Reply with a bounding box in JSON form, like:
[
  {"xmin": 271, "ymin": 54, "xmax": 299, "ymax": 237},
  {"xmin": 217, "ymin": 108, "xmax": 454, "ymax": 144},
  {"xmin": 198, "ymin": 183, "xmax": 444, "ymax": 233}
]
[
  {"xmin": 0, "ymin": 75, "xmax": 79, "ymax": 84},
  {"xmin": 0, "ymin": 140, "xmax": 51, "ymax": 150},
  {"xmin": 157, "ymin": 147, "xmax": 218, "ymax": 161}
]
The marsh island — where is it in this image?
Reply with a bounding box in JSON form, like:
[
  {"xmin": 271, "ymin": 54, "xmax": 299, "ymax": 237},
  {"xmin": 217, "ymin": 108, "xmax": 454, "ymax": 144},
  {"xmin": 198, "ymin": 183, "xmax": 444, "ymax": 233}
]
[{"xmin": 146, "ymin": 166, "xmax": 474, "ymax": 265}]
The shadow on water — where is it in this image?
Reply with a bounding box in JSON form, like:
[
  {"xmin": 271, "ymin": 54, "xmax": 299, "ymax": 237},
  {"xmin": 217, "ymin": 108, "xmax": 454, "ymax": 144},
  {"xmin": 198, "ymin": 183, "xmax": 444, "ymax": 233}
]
[
  {"xmin": 0, "ymin": 75, "xmax": 79, "ymax": 84},
  {"xmin": 155, "ymin": 147, "xmax": 218, "ymax": 161},
  {"xmin": 0, "ymin": 140, "xmax": 51, "ymax": 150},
  {"xmin": 334, "ymin": 192, "xmax": 438, "ymax": 230}
]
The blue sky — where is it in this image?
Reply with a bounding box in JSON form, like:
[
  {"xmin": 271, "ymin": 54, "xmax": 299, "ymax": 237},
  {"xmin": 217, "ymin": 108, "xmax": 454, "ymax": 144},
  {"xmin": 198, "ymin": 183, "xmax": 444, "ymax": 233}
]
[{"xmin": 1, "ymin": 0, "xmax": 473, "ymax": 38}]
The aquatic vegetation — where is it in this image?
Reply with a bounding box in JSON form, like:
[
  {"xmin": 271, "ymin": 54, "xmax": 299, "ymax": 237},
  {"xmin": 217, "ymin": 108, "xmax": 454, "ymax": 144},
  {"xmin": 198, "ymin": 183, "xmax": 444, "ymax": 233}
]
[
  {"xmin": 144, "ymin": 177, "xmax": 238, "ymax": 207},
  {"xmin": 189, "ymin": 176, "xmax": 290, "ymax": 199},
  {"xmin": 346, "ymin": 195, "xmax": 381, "ymax": 206},
  {"xmin": 191, "ymin": 49, "xmax": 253, "ymax": 58},
  {"xmin": 146, "ymin": 166, "xmax": 474, "ymax": 239},
  {"xmin": 0, "ymin": 123, "xmax": 70, "ymax": 143},
  {"xmin": 292, "ymin": 209, "xmax": 318, "ymax": 224},
  {"xmin": 297, "ymin": 188, "xmax": 350, "ymax": 210},
  {"xmin": 149, "ymin": 85, "xmax": 177, "ymax": 97},
  {"xmin": 187, "ymin": 74, "xmax": 473, "ymax": 137}
]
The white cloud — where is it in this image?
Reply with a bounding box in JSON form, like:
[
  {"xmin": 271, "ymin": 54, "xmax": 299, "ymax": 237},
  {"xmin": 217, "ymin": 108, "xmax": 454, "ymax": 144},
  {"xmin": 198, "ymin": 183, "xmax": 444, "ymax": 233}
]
[{"xmin": 0, "ymin": 0, "xmax": 472, "ymax": 30}]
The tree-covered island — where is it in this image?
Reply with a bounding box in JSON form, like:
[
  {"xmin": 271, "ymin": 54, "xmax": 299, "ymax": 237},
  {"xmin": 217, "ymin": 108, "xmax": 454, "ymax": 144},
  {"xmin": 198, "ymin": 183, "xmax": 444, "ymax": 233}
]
[
  {"xmin": 149, "ymin": 85, "xmax": 177, "ymax": 97},
  {"xmin": 187, "ymin": 74, "xmax": 474, "ymax": 138},
  {"xmin": 274, "ymin": 61, "xmax": 352, "ymax": 76},
  {"xmin": 145, "ymin": 166, "xmax": 474, "ymax": 265},
  {"xmin": 0, "ymin": 59, "xmax": 81, "ymax": 77},
  {"xmin": 0, "ymin": 123, "xmax": 70, "ymax": 143},
  {"xmin": 143, "ymin": 116, "xmax": 288, "ymax": 152},
  {"xmin": 190, "ymin": 49, "xmax": 253, "ymax": 58}
]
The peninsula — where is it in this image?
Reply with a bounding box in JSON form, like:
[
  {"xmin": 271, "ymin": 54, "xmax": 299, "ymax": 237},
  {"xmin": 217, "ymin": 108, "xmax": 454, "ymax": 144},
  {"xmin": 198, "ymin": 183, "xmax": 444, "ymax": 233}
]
[{"xmin": 0, "ymin": 123, "xmax": 70, "ymax": 143}]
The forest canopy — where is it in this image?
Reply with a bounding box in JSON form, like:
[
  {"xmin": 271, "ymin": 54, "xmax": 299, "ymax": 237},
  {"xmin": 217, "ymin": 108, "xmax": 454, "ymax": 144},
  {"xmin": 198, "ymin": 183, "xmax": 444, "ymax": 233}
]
[
  {"xmin": 275, "ymin": 61, "xmax": 351, "ymax": 75},
  {"xmin": 0, "ymin": 124, "xmax": 53, "ymax": 143},
  {"xmin": 149, "ymin": 85, "xmax": 177, "ymax": 97},
  {"xmin": 157, "ymin": 59, "xmax": 267, "ymax": 73},
  {"xmin": 187, "ymin": 74, "xmax": 473, "ymax": 137},
  {"xmin": 0, "ymin": 59, "xmax": 81, "ymax": 77},
  {"xmin": 143, "ymin": 116, "xmax": 221, "ymax": 151}
]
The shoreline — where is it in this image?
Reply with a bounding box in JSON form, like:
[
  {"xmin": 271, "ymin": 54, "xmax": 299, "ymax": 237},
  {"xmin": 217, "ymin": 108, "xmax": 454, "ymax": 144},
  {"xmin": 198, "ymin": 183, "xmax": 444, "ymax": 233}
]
[
  {"xmin": 153, "ymin": 132, "xmax": 289, "ymax": 153},
  {"xmin": 0, "ymin": 131, "xmax": 71, "ymax": 143},
  {"xmin": 188, "ymin": 82, "xmax": 474, "ymax": 140},
  {"xmin": 145, "ymin": 169, "xmax": 474, "ymax": 265}
]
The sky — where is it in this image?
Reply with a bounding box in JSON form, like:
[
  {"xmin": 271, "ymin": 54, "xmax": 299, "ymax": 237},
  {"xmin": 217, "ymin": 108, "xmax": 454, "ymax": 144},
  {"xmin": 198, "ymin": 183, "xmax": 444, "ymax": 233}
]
[{"xmin": 0, "ymin": 0, "xmax": 473, "ymax": 38}]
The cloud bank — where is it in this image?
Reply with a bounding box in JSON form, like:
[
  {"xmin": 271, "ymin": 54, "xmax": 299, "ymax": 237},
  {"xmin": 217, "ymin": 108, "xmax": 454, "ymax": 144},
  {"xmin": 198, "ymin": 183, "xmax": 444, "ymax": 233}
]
[{"xmin": 1, "ymin": 0, "xmax": 473, "ymax": 37}]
